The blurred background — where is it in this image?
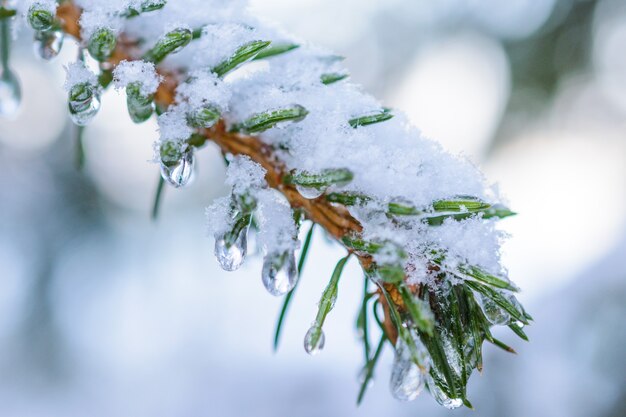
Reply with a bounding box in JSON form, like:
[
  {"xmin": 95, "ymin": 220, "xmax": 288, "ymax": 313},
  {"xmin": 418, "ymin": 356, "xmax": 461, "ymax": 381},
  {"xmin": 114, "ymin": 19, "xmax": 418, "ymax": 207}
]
[{"xmin": 1, "ymin": 0, "xmax": 625, "ymax": 416}]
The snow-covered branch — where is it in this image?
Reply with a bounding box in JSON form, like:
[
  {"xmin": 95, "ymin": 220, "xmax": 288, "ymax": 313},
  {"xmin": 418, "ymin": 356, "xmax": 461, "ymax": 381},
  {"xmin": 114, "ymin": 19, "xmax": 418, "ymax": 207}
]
[{"xmin": 0, "ymin": 0, "xmax": 531, "ymax": 409}]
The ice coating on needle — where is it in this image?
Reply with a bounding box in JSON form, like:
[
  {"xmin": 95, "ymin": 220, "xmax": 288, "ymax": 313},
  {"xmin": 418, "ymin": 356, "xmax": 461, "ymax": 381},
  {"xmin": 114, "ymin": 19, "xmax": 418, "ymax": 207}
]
[{"xmin": 206, "ymin": 156, "xmax": 297, "ymax": 256}]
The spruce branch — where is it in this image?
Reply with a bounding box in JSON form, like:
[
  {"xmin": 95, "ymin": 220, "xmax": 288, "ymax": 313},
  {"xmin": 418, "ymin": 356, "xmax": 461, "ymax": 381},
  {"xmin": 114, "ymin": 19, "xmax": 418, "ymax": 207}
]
[{"xmin": 0, "ymin": 1, "xmax": 531, "ymax": 409}]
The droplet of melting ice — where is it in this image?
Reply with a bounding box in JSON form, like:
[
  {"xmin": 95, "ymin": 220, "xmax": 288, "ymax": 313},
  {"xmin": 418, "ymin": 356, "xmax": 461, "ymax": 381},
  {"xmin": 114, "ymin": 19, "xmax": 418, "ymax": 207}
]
[
  {"xmin": 0, "ymin": 71, "xmax": 21, "ymax": 117},
  {"xmin": 34, "ymin": 30, "xmax": 64, "ymax": 60},
  {"xmin": 427, "ymin": 377, "xmax": 463, "ymax": 409},
  {"xmin": 474, "ymin": 291, "xmax": 510, "ymax": 325},
  {"xmin": 304, "ymin": 325, "xmax": 325, "ymax": 355},
  {"xmin": 68, "ymin": 83, "xmax": 101, "ymax": 126},
  {"xmin": 261, "ymin": 250, "xmax": 297, "ymax": 296},
  {"xmin": 296, "ymin": 184, "xmax": 326, "ymax": 199},
  {"xmin": 214, "ymin": 223, "xmax": 248, "ymax": 271},
  {"xmin": 390, "ymin": 342, "xmax": 425, "ymax": 401},
  {"xmin": 160, "ymin": 148, "xmax": 194, "ymax": 188}
]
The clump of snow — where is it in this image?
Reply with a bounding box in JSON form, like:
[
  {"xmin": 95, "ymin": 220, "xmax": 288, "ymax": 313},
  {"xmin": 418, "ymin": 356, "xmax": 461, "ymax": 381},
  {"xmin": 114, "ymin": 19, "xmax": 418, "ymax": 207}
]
[
  {"xmin": 79, "ymin": 10, "xmax": 122, "ymax": 39},
  {"xmin": 192, "ymin": 23, "xmax": 261, "ymax": 70},
  {"xmin": 113, "ymin": 60, "xmax": 161, "ymax": 95},
  {"xmin": 255, "ymin": 189, "xmax": 298, "ymax": 255},
  {"xmin": 206, "ymin": 196, "xmax": 234, "ymax": 239},
  {"xmin": 124, "ymin": 0, "xmax": 250, "ymax": 43},
  {"xmin": 206, "ymin": 156, "xmax": 296, "ymax": 256},
  {"xmin": 176, "ymin": 70, "xmax": 231, "ymax": 112},
  {"xmin": 224, "ymin": 155, "xmax": 267, "ymax": 196},
  {"xmin": 63, "ymin": 61, "xmax": 98, "ymax": 91},
  {"xmin": 426, "ymin": 216, "xmax": 507, "ymax": 275},
  {"xmin": 157, "ymin": 105, "xmax": 192, "ymax": 142}
]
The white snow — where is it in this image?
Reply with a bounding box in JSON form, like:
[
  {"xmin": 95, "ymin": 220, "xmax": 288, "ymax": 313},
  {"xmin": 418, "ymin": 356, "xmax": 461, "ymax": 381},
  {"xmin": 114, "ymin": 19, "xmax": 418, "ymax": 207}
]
[
  {"xmin": 175, "ymin": 70, "xmax": 231, "ymax": 112},
  {"xmin": 157, "ymin": 104, "xmax": 192, "ymax": 142},
  {"xmin": 79, "ymin": 10, "xmax": 122, "ymax": 39},
  {"xmin": 255, "ymin": 189, "xmax": 298, "ymax": 255},
  {"xmin": 224, "ymin": 155, "xmax": 267, "ymax": 196},
  {"xmin": 113, "ymin": 60, "xmax": 161, "ymax": 95},
  {"xmin": 63, "ymin": 61, "xmax": 98, "ymax": 92}
]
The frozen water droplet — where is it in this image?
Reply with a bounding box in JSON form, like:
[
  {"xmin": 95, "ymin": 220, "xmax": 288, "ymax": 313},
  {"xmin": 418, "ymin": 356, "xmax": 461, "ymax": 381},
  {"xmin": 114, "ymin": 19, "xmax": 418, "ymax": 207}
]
[
  {"xmin": 427, "ymin": 377, "xmax": 463, "ymax": 409},
  {"xmin": 68, "ymin": 83, "xmax": 101, "ymax": 126},
  {"xmin": 505, "ymin": 293, "xmax": 525, "ymax": 318},
  {"xmin": 390, "ymin": 341, "xmax": 425, "ymax": 401},
  {"xmin": 474, "ymin": 291, "xmax": 510, "ymax": 325},
  {"xmin": 304, "ymin": 325, "xmax": 325, "ymax": 355},
  {"xmin": 34, "ymin": 30, "xmax": 64, "ymax": 60},
  {"xmin": 0, "ymin": 71, "xmax": 21, "ymax": 117},
  {"xmin": 262, "ymin": 250, "xmax": 297, "ymax": 296},
  {"xmin": 296, "ymin": 184, "xmax": 326, "ymax": 199},
  {"xmin": 160, "ymin": 148, "xmax": 194, "ymax": 188},
  {"xmin": 440, "ymin": 333, "xmax": 463, "ymax": 377},
  {"xmin": 214, "ymin": 222, "xmax": 248, "ymax": 271}
]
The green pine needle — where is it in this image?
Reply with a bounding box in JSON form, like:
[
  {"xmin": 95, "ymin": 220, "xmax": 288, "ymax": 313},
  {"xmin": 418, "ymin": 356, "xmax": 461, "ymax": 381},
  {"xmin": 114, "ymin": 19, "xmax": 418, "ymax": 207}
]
[
  {"xmin": 212, "ymin": 40, "xmax": 271, "ymax": 77},
  {"xmin": 387, "ymin": 201, "xmax": 421, "ymax": 216},
  {"xmin": 356, "ymin": 276, "xmax": 372, "ymax": 362},
  {"xmin": 399, "ymin": 286, "xmax": 435, "ymax": 336},
  {"xmin": 349, "ymin": 108, "xmax": 393, "ymax": 128},
  {"xmin": 307, "ymin": 254, "xmax": 351, "ymax": 349},
  {"xmin": 235, "ymin": 105, "xmax": 308, "ymax": 134},
  {"xmin": 253, "ymin": 43, "xmax": 300, "ymax": 60},
  {"xmin": 379, "ymin": 286, "xmax": 428, "ymax": 370},
  {"xmin": 0, "ymin": 8, "xmax": 17, "ymax": 19},
  {"xmin": 283, "ymin": 168, "xmax": 354, "ymax": 189},
  {"xmin": 457, "ymin": 265, "xmax": 519, "ymax": 292},
  {"xmin": 321, "ymin": 72, "xmax": 349, "ymax": 85},
  {"xmin": 465, "ymin": 281, "xmax": 528, "ymax": 325},
  {"xmin": 273, "ymin": 223, "xmax": 315, "ymax": 351},
  {"xmin": 151, "ymin": 175, "xmax": 165, "ymax": 220},
  {"xmin": 144, "ymin": 27, "xmax": 193, "ymax": 64},
  {"xmin": 75, "ymin": 125, "xmax": 85, "ymax": 170},
  {"xmin": 326, "ymin": 192, "xmax": 370, "ymax": 206},
  {"xmin": 357, "ymin": 334, "xmax": 386, "ymax": 405},
  {"xmin": 508, "ymin": 323, "xmax": 529, "ymax": 341},
  {"xmin": 489, "ymin": 337, "xmax": 517, "ymax": 354},
  {"xmin": 432, "ymin": 198, "xmax": 490, "ymax": 212}
]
